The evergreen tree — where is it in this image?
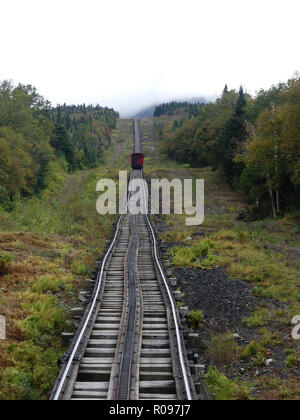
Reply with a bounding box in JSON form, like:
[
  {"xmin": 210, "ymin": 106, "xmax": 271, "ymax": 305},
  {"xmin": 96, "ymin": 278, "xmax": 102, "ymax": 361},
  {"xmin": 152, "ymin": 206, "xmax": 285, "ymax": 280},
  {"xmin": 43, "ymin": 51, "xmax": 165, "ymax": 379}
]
[
  {"xmin": 223, "ymin": 84, "xmax": 228, "ymax": 95},
  {"xmin": 216, "ymin": 86, "xmax": 247, "ymax": 183},
  {"xmin": 51, "ymin": 125, "xmax": 76, "ymax": 171}
]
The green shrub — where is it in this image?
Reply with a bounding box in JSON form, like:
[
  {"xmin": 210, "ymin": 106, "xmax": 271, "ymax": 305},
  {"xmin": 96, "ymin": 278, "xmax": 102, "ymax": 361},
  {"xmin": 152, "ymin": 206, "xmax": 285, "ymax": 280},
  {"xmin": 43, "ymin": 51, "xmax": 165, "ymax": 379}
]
[
  {"xmin": 285, "ymin": 351, "xmax": 298, "ymax": 368},
  {"xmin": 206, "ymin": 332, "xmax": 240, "ymax": 366},
  {"xmin": 32, "ymin": 274, "xmax": 73, "ymax": 294},
  {"xmin": 0, "ymin": 252, "xmax": 13, "ymax": 275},
  {"xmin": 206, "ymin": 367, "xmax": 251, "ymax": 400},
  {"xmin": 187, "ymin": 310, "xmax": 204, "ymax": 329},
  {"xmin": 71, "ymin": 260, "xmax": 88, "ymax": 276},
  {"xmin": 242, "ymin": 341, "xmax": 260, "ymax": 358},
  {"xmin": 170, "ymin": 239, "xmax": 219, "ymax": 268},
  {"xmin": 0, "ymin": 291, "xmax": 67, "ymax": 400},
  {"xmin": 242, "ymin": 309, "xmax": 269, "ymax": 328},
  {"xmin": 241, "ymin": 341, "xmax": 267, "ymax": 366},
  {"xmin": 18, "ymin": 294, "xmax": 66, "ymax": 340},
  {"xmin": 0, "ymin": 341, "xmax": 63, "ymax": 400}
]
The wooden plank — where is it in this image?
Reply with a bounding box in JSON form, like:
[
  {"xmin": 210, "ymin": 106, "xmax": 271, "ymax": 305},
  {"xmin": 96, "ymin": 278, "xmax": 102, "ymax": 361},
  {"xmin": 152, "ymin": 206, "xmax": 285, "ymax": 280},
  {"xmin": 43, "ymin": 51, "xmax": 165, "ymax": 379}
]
[
  {"xmin": 80, "ymin": 363, "xmax": 112, "ymax": 369},
  {"xmin": 141, "ymin": 349, "xmax": 171, "ymax": 355},
  {"xmin": 140, "ymin": 372, "xmax": 173, "ymax": 381},
  {"xmin": 74, "ymin": 382, "xmax": 109, "ymax": 390},
  {"xmin": 82, "ymin": 357, "xmax": 114, "ymax": 364},
  {"xmin": 139, "ymin": 393, "xmax": 176, "ymax": 400},
  {"xmin": 72, "ymin": 391, "xmax": 107, "ymax": 397},
  {"xmin": 140, "ymin": 358, "xmax": 172, "ymax": 364},
  {"xmin": 140, "ymin": 380, "xmax": 174, "ymax": 388}
]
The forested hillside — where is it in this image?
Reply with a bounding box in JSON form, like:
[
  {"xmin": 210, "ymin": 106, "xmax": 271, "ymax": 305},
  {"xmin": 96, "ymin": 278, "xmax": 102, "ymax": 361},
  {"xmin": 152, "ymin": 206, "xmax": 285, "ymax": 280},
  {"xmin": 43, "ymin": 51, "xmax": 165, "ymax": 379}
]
[
  {"xmin": 0, "ymin": 81, "xmax": 119, "ymax": 211},
  {"xmin": 49, "ymin": 104, "xmax": 118, "ymax": 171},
  {"xmin": 154, "ymin": 101, "xmax": 205, "ymax": 118},
  {"xmin": 158, "ymin": 77, "xmax": 300, "ymax": 219},
  {"xmin": 0, "ymin": 118, "xmax": 131, "ymax": 400}
]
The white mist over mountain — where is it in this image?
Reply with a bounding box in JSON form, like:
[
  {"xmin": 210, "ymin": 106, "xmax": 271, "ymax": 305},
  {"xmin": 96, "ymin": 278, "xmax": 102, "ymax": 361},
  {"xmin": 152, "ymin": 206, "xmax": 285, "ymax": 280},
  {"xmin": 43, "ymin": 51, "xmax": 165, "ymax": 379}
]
[{"xmin": 0, "ymin": 0, "xmax": 299, "ymax": 115}]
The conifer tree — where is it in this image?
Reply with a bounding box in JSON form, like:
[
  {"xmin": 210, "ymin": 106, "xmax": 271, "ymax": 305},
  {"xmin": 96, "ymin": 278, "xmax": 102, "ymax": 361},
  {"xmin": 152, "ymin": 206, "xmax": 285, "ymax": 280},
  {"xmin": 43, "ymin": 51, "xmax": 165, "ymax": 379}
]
[{"xmin": 217, "ymin": 86, "xmax": 247, "ymax": 183}]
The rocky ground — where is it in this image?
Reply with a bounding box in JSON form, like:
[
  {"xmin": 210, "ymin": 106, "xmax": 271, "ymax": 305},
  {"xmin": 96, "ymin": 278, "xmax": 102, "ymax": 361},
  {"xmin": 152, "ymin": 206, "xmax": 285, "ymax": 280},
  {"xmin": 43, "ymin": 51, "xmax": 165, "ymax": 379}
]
[{"xmin": 176, "ymin": 267, "xmax": 263, "ymax": 334}]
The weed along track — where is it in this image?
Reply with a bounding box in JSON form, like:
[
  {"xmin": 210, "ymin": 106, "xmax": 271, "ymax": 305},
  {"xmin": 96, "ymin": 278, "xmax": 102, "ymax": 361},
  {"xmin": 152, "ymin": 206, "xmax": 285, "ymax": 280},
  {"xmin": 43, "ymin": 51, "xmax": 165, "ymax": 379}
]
[{"xmin": 50, "ymin": 120, "xmax": 206, "ymax": 401}]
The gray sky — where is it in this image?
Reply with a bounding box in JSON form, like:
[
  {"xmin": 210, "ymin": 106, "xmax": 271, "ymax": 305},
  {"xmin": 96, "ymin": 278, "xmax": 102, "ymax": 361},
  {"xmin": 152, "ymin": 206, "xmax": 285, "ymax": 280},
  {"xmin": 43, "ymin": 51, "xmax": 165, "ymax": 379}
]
[{"xmin": 1, "ymin": 0, "xmax": 299, "ymax": 116}]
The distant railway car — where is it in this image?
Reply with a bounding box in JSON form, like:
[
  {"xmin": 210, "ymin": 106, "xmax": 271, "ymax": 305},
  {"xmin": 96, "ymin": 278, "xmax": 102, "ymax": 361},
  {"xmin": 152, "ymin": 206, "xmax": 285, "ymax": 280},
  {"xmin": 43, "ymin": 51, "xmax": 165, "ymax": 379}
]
[{"xmin": 131, "ymin": 153, "xmax": 144, "ymax": 170}]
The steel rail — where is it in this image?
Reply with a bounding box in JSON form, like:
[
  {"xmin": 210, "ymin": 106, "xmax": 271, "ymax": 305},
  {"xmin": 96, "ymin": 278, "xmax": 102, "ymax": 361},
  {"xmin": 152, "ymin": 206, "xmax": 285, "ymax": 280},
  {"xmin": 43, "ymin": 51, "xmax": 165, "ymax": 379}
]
[
  {"xmin": 134, "ymin": 119, "xmax": 141, "ymax": 153},
  {"xmin": 53, "ymin": 118, "xmax": 193, "ymax": 400},
  {"xmin": 139, "ymin": 172, "xmax": 193, "ymax": 400},
  {"xmin": 53, "ymin": 174, "xmax": 133, "ymax": 400},
  {"xmin": 134, "ymin": 120, "xmax": 192, "ymax": 399},
  {"xmin": 116, "ymin": 218, "xmax": 137, "ymax": 399}
]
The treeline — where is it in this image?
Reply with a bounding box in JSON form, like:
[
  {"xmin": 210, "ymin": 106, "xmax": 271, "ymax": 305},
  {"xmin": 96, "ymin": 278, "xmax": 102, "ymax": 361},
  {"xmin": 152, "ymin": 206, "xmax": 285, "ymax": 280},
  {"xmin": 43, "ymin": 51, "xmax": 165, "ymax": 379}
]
[
  {"xmin": 159, "ymin": 78, "xmax": 300, "ymax": 218},
  {"xmin": 49, "ymin": 104, "xmax": 118, "ymax": 171},
  {"xmin": 0, "ymin": 81, "xmax": 119, "ymax": 210},
  {"xmin": 154, "ymin": 101, "xmax": 204, "ymax": 118}
]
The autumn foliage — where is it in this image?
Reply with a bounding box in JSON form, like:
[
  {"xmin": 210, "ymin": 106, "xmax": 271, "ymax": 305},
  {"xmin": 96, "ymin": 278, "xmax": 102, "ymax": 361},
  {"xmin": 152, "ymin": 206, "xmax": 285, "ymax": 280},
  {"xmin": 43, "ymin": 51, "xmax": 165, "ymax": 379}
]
[
  {"xmin": 0, "ymin": 81, "xmax": 119, "ymax": 210},
  {"xmin": 159, "ymin": 76, "xmax": 300, "ymax": 218}
]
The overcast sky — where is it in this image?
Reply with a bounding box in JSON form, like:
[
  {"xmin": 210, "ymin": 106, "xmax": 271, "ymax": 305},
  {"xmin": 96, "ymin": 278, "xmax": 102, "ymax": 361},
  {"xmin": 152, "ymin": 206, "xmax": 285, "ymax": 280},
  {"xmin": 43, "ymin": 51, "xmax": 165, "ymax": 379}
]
[{"xmin": 1, "ymin": 0, "xmax": 299, "ymax": 116}]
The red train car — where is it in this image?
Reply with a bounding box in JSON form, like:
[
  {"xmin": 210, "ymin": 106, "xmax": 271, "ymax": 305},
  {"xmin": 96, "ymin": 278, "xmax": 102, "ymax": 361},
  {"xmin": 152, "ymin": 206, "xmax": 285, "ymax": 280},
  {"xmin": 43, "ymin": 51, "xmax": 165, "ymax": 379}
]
[{"xmin": 131, "ymin": 153, "xmax": 144, "ymax": 170}]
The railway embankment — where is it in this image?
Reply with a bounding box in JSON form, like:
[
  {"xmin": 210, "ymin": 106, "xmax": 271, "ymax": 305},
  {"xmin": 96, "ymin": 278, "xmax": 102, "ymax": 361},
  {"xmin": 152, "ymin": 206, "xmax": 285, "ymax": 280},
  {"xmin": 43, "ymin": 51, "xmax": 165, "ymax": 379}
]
[{"xmin": 141, "ymin": 116, "xmax": 300, "ymax": 400}]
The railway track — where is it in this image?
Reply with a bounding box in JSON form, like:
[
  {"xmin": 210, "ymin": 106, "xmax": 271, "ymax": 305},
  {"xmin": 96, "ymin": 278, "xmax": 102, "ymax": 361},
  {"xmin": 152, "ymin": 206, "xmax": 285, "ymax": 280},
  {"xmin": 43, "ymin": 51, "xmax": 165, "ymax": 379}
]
[{"xmin": 50, "ymin": 119, "xmax": 198, "ymax": 401}]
